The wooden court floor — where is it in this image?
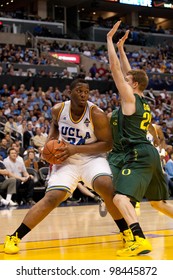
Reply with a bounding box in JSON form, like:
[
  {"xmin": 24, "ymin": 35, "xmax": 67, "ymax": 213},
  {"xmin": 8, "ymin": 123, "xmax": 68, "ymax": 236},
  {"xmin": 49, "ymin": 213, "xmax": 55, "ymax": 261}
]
[{"xmin": 0, "ymin": 201, "xmax": 173, "ymax": 260}]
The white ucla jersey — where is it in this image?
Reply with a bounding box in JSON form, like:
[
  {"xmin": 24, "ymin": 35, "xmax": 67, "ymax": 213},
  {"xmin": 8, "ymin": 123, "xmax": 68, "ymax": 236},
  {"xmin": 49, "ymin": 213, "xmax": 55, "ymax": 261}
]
[
  {"xmin": 58, "ymin": 100, "xmax": 105, "ymax": 163},
  {"xmin": 147, "ymin": 124, "xmax": 157, "ymax": 144},
  {"xmin": 146, "ymin": 131, "xmax": 154, "ymax": 143},
  {"xmin": 146, "ymin": 124, "xmax": 161, "ymax": 153}
]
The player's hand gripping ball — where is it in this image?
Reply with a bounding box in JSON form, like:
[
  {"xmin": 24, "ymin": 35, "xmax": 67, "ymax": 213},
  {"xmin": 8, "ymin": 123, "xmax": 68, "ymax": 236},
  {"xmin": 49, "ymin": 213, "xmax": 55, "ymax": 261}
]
[{"xmin": 42, "ymin": 140, "xmax": 65, "ymax": 164}]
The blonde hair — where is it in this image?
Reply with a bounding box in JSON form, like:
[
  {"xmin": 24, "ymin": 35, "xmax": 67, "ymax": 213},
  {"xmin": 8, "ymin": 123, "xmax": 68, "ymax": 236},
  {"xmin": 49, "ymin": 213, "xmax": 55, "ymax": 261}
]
[{"xmin": 127, "ymin": 69, "xmax": 149, "ymax": 92}]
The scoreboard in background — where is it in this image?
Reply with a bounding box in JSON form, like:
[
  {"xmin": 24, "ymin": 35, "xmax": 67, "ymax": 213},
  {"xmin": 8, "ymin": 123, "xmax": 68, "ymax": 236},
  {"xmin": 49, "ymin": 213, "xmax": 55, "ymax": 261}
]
[
  {"xmin": 119, "ymin": 0, "xmax": 152, "ymax": 6},
  {"xmin": 105, "ymin": 0, "xmax": 173, "ymax": 8}
]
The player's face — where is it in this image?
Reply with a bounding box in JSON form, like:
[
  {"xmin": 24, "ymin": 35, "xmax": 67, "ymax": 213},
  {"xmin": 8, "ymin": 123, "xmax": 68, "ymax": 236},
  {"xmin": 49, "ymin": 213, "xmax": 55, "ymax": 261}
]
[
  {"xmin": 125, "ymin": 74, "xmax": 138, "ymax": 90},
  {"xmin": 125, "ymin": 74, "xmax": 133, "ymax": 87},
  {"xmin": 71, "ymin": 83, "xmax": 90, "ymax": 107}
]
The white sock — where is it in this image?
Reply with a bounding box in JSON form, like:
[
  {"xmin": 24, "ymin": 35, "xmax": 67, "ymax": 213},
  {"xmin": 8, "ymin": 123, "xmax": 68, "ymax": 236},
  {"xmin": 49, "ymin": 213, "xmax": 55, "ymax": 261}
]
[
  {"xmin": 0, "ymin": 198, "xmax": 8, "ymax": 204},
  {"xmin": 6, "ymin": 194, "xmax": 12, "ymax": 201}
]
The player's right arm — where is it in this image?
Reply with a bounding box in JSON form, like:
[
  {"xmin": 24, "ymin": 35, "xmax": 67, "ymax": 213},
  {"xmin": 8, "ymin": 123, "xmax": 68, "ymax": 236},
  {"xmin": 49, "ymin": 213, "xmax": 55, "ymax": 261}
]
[
  {"xmin": 107, "ymin": 21, "xmax": 135, "ymax": 115},
  {"xmin": 117, "ymin": 30, "xmax": 131, "ymax": 76},
  {"xmin": 46, "ymin": 103, "xmax": 63, "ymax": 142}
]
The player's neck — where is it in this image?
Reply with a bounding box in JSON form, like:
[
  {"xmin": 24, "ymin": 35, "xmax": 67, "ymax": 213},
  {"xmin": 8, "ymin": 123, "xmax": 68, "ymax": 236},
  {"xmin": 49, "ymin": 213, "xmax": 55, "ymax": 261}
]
[
  {"xmin": 70, "ymin": 105, "xmax": 86, "ymax": 121},
  {"xmin": 133, "ymin": 91, "xmax": 144, "ymax": 97}
]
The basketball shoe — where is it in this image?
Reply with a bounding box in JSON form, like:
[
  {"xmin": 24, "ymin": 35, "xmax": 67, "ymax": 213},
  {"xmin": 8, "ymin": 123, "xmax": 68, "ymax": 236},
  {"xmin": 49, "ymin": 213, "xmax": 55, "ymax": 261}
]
[
  {"xmin": 99, "ymin": 201, "xmax": 107, "ymax": 217},
  {"xmin": 120, "ymin": 229, "xmax": 134, "ymax": 248},
  {"xmin": 4, "ymin": 234, "xmax": 20, "ymax": 254},
  {"xmin": 135, "ymin": 202, "xmax": 140, "ymax": 208},
  {"xmin": 117, "ymin": 236, "xmax": 152, "ymax": 257}
]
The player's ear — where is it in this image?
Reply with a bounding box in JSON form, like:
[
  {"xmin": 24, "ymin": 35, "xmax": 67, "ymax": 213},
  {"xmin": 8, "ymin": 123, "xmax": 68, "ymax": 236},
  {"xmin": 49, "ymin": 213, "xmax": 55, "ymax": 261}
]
[{"xmin": 132, "ymin": 81, "xmax": 138, "ymax": 89}]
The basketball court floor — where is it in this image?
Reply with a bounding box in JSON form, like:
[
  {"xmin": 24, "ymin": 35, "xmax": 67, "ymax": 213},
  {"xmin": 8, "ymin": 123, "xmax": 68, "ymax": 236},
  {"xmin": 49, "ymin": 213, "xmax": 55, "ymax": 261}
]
[{"xmin": 0, "ymin": 201, "xmax": 173, "ymax": 260}]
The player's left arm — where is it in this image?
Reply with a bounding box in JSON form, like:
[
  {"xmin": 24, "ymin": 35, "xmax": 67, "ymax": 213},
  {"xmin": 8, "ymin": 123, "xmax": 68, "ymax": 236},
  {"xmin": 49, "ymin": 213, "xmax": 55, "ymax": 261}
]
[
  {"xmin": 156, "ymin": 124, "xmax": 166, "ymax": 150},
  {"xmin": 148, "ymin": 123, "xmax": 160, "ymax": 147},
  {"xmin": 90, "ymin": 107, "xmax": 113, "ymax": 153}
]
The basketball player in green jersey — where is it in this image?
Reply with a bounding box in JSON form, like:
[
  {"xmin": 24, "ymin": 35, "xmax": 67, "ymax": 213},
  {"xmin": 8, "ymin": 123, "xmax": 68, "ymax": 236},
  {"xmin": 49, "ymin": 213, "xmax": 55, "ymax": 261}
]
[
  {"xmin": 107, "ymin": 107, "xmax": 159, "ymax": 246},
  {"xmin": 107, "ymin": 21, "xmax": 173, "ymax": 257}
]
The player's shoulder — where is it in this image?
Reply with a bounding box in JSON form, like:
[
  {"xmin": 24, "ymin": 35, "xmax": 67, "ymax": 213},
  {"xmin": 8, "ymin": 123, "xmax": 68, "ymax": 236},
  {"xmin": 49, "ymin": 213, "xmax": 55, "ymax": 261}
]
[
  {"xmin": 90, "ymin": 104, "xmax": 109, "ymax": 126},
  {"xmin": 52, "ymin": 102, "xmax": 66, "ymax": 114},
  {"xmin": 107, "ymin": 111, "xmax": 113, "ymax": 121},
  {"xmin": 153, "ymin": 123, "xmax": 162, "ymax": 130},
  {"xmin": 88, "ymin": 101, "xmax": 104, "ymax": 114}
]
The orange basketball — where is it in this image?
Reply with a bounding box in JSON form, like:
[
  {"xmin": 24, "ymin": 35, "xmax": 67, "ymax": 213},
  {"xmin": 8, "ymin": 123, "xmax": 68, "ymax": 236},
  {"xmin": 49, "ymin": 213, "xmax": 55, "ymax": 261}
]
[{"xmin": 42, "ymin": 140, "xmax": 65, "ymax": 164}]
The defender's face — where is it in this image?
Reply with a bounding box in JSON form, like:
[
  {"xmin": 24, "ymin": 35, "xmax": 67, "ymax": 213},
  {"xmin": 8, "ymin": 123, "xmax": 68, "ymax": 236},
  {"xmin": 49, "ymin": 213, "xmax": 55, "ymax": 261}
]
[
  {"xmin": 71, "ymin": 83, "xmax": 89, "ymax": 107},
  {"xmin": 125, "ymin": 74, "xmax": 133, "ymax": 88},
  {"xmin": 125, "ymin": 74, "xmax": 138, "ymax": 90}
]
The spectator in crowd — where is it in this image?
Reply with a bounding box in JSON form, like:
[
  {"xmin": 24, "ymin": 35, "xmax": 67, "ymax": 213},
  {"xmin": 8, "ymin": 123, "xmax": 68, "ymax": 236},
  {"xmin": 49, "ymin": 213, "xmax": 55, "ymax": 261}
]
[
  {"xmin": 31, "ymin": 127, "xmax": 47, "ymax": 149},
  {"xmin": 4, "ymin": 133, "xmax": 14, "ymax": 149},
  {"xmin": 3, "ymin": 148, "xmax": 35, "ymax": 206},
  {"xmin": 17, "ymin": 119, "xmax": 27, "ymax": 137},
  {"xmin": 97, "ymin": 63, "xmax": 107, "ymax": 79},
  {"xmin": 165, "ymin": 145, "xmax": 173, "ymax": 162},
  {"xmin": 0, "ymin": 138, "xmax": 8, "ymax": 160},
  {"xmin": 35, "ymin": 116, "xmax": 46, "ymax": 129},
  {"xmin": 43, "ymin": 119, "xmax": 51, "ymax": 135},
  {"xmin": 23, "ymin": 121, "xmax": 36, "ymax": 149},
  {"xmin": 41, "ymin": 104, "xmax": 52, "ymax": 119},
  {"xmin": 84, "ymin": 72, "xmax": 93, "ymax": 80},
  {"xmin": 0, "ymin": 161, "xmax": 18, "ymax": 206},
  {"xmin": 10, "ymin": 141, "xmax": 24, "ymax": 158},
  {"xmin": 0, "ymin": 108, "xmax": 7, "ymax": 134},
  {"xmin": 165, "ymin": 152, "xmax": 173, "ymax": 195},
  {"xmin": 4, "ymin": 115, "xmax": 18, "ymax": 138},
  {"xmin": 89, "ymin": 63, "xmax": 97, "ymax": 78},
  {"xmin": 61, "ymin": 69, "xmax": 73, "ymax": 79},
  {"xmin": 24, "ymin": 150, "xmax": 39, "ymax": 171},
  {"xmin": 93, "ymin": 72, "xmax": 102, "ymax": 81}
]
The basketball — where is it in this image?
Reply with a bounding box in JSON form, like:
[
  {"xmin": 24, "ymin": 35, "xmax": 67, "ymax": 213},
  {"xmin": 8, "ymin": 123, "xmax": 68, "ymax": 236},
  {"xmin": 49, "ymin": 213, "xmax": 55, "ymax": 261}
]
[{"xmin": 42, "ymin": 140, "xmax": 65, "ymax": 164}]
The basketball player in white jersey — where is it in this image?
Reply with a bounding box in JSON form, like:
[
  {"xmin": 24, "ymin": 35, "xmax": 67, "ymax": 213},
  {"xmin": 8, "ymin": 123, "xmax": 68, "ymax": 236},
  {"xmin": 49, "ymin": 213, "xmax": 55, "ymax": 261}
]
[{"xmin": 4, "ymin": 78, "xmax": 127, "ymax": 254}]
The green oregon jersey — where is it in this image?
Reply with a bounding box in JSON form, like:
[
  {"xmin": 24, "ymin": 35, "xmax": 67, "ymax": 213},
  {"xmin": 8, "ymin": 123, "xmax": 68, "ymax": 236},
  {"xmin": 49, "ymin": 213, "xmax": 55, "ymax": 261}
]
[
  {"xmin": 109, "ymin": 108, "xmax": 123, "ymax": 153},
  {"xmin": 118, "ymin": 94, "xmax": 152, "ymax": 148},
  {"xmin": 107, "ymin": 108, "xmax": 125, "ymax": 170}
]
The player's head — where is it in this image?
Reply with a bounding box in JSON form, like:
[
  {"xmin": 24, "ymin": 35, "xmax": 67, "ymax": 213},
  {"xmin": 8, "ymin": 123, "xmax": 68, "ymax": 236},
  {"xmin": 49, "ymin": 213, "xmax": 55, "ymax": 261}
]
[
  {"xmin": 126, "ymin": 69, "xmax": 149, "ymax": 92},
  {"xmin": 70, "ymin": 79, "xmax": 90, "ymax": 108},
  {"xmin": 70, "ymin": 78, "xmax": 89, "ymax": 91}
]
